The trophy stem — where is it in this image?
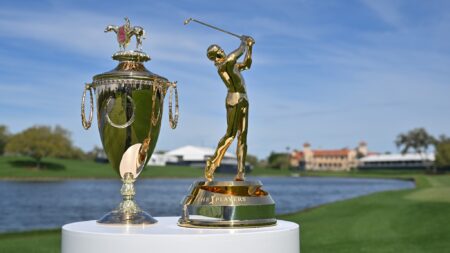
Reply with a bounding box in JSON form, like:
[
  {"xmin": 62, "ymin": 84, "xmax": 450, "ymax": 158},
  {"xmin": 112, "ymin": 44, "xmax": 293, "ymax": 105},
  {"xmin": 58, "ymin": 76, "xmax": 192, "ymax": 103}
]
[
  {"xmin": 119, "ymin": 172, "xmax": 140, "ymax": 216},
  {"xmin": 97, "ymin": 173, "xmax": 157, "ymax": 225}
]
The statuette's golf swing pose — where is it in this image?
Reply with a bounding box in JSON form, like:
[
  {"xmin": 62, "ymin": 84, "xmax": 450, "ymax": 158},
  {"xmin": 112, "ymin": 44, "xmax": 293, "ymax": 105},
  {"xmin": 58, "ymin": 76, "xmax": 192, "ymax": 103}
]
[
  {"xmin": 205, "ymin": 36, "xmax": 254, "ymax": 181},
  {"xmin": 184, "ymin": 18, "xmax": 255, "ymax": 181}
]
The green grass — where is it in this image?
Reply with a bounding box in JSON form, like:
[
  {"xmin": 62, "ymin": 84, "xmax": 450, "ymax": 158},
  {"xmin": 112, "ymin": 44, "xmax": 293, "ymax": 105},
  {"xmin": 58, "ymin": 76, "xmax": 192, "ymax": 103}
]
[
  {"xmin": 2, "ymin": 174, "xmax": 449, "ymax": 253},
  {"xmin": 0, "ymin": 156, "xmax": 296, "ymax": 179},
  {"xmin": 0, "ymin": 156, "xmax": 210, "ymax": 179},
  {"xmin": 0, "ymin": 229, "xmax": 60, "ymax": 253},
  {"xmin": 1, "ymin": 156, "xmax": 449, "ymax": 252},
  {"xmin": 0, "ymin": 156, "xmax": 115, "ymax": 179},
  {"xmin": 281, "ymin": 174, "xmax": 450, "ymax": 253}
]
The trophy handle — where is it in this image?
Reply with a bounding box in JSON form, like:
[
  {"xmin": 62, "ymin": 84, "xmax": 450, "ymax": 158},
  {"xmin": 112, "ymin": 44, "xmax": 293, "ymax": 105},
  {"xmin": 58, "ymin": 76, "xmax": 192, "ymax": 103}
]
[
  {"xmin": 168, "ymin": 81, "xmax": 179, "ymax": 129},
  {"xmin": 135, "ymin": 84, "xmax": 163, "ymax": 168},
  {"xmin": 151, "ymin": 85, "xmax": 162, "ymax": 126},
  {"xmin": 105, "ymin": 95, "xmax": 136, "ymax": 129},
  {"xmin": 81, "ymin": 83, "xmax": 94, "ymax": 130},
  {"xmin": 135, "ymin": 82, "xmax": 178, "ymax": 169}
]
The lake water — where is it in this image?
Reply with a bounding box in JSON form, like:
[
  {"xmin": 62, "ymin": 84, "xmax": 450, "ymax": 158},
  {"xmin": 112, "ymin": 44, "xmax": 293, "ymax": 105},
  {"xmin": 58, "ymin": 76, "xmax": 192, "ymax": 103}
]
[{"xmin": 0, "ymin": 177, "xmax": 414, "ymax": 233}]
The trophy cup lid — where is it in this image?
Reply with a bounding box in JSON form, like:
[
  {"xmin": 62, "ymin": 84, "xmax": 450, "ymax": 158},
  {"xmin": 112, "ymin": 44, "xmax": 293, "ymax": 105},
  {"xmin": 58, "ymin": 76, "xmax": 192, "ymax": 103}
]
[{"xmin": 92, "ymin": 18, "xmax": 168, "ymax": 84}]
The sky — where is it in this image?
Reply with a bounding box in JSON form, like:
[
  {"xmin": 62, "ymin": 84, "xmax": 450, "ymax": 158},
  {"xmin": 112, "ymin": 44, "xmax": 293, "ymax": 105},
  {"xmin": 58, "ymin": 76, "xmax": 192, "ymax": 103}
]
[{"xmin": 0, "ymin": 0, "xmax": 449, "ymax": 158}]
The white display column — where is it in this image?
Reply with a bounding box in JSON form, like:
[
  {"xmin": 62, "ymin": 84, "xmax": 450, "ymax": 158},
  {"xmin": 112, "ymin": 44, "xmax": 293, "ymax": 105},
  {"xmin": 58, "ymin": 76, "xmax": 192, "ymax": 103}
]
[{"xmin": 62, "ymin": 217, "xmax": 299, "ymax": 253}]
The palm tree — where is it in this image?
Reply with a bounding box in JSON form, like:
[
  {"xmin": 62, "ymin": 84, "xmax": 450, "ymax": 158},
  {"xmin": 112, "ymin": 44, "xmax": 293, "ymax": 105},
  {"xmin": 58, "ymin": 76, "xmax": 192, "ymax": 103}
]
[
  {"xmin": 395, "ymin": 128, "xmax": 436, "ymax": 172},
  {"xmin": 435, "ymin": 135, "xmax": 450, "ymax": 170}
]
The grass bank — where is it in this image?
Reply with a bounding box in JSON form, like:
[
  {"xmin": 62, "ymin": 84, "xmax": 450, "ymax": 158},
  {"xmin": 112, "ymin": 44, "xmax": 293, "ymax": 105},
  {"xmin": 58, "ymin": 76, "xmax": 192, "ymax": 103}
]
[
  {"xmin": 1, "ymin": 156, "xmax": 449, "ymax": 252},
  {"xmin": 0, "ymin": 229, "xmax": 60, "ymax": 253},
  {"xmin": 281, "ymin": 174, "xmax": 450, "ymax": 252},
  {"xmin": 2, "ymin": 173, "xmax": 448, "ymax": 252},
  {"xmin": 0, "ymin": 156, "xmax": 293, "ymax": 180}
]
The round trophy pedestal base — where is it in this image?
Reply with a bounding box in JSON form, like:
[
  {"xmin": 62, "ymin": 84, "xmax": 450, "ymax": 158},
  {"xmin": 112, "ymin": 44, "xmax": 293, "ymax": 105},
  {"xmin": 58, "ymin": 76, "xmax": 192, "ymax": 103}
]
[
  {"xmin": 98, "ymin": 210, "xmax": 157, "ymax": 225},
  {"xmin": 178, "ymin": 217, "xmax": 277, "ymax": 228},
  {"xmin": 179, "ymin": 180, "xmax": 276, "ymax": 228},
  {"xmin": 62, "ymin": 217, "xmax": 299, "ymax": 253}
]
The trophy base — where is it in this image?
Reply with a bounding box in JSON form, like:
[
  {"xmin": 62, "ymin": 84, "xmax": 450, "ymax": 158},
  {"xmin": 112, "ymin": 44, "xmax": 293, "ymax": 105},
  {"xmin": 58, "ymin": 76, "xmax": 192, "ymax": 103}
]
[
  {"xmin": 98, "ymin": 209, "xmax": 157, "ymax": 225},
  {"xmin": 178, "ymin": 180, "xmax": 276, "ymax": 228},
  {"xmin": 62, "ymin": 218, "xmax": 299, "ymax": 253}
]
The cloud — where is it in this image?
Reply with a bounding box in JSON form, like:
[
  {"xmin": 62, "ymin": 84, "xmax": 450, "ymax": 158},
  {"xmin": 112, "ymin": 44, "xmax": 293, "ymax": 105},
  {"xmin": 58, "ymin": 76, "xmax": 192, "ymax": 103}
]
[
  {"xmin": 361, "ymin": 0, "xmax": 405, "ymax": 28},
  {"xmin": 1, "ymin": 1, "xmax": 449, "ymax": 158},
  {"xmin": 0, "ymin": 7, "xmax": 216, "ymax": 65},
  {"xmin": 0, "ymin": 9, "xmax": 115, "ymax": 57}
]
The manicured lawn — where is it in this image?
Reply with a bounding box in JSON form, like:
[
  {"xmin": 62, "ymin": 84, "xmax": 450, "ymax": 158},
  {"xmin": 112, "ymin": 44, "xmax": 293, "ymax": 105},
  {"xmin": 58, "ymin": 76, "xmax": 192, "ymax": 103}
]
[
  {"xmin": 1, "ymin": 156, "xmax": 449, "ymax": 252},
  {"xmin": 0, "ymin": 156, "xmax": 293, "ymax": 179},
  {"xmin": 281, "ymin": 174, "xmax": 450, "ymax": 253},
  {"xmin": 0, "ymin": 156, "xmax": 116, "ymax": 179},
  {"xmin": 0, "ymin": 230, "xmax": 60, "ymax": 253},
  {"xmin": 2, "ymin": 173, "xmax": 448, "ymax": 252},
  {"xmin": 0, "ymin": 156, "xmax": 210, "ymax": 179}
]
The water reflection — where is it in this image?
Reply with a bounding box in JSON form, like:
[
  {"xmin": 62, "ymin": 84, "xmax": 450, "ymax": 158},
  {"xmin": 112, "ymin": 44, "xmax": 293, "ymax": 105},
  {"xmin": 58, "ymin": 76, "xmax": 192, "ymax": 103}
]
[{"xmin": 0, "ymin": 177, "xmax": 414, "ymax": 232}]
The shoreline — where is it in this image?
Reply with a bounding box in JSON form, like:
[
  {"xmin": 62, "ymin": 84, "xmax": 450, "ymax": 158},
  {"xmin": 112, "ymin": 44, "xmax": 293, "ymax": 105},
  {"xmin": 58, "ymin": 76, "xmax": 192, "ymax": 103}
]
[
  {"xmin": 0, "ymin": 175, "xmax": 416, "ymax": 234},
  {"xmin": 0, "ymin": 156, "xmax": 431, "ymax": 185},
  {"xmin": 0, "ymin": 184, "xmax": 409, "ymax": 235},
  {"xmin": 2, "ymin": 173, "xmax": 448, "ymax": 253},
  {"xmin": 0, "ymin": 173, "xmax": 417, "ymax": 182}
]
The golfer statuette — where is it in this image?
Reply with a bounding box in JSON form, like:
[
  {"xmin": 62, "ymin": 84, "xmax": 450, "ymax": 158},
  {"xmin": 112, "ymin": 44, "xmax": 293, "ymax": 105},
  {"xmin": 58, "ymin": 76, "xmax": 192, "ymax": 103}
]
[
  {"xmin": 179, "ymin": 18, "xmax": 276, "ymax": 228},
  {"xmin": 205, "ymin": 35, "xmax": 254, "ymax": 181}
]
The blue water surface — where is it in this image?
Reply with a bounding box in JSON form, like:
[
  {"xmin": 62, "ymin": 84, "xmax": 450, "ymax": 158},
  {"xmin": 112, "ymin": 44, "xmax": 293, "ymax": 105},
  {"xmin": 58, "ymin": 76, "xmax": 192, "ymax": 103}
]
[{"xmin": 0, "ymin": 176, "xmax": 414, "ymax": 232}]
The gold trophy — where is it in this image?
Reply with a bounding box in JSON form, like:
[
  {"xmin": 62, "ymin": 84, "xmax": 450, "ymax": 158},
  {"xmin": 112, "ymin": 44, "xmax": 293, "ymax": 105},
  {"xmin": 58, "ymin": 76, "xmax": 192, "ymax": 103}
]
[
  {"xmin": 179, "ymin": 18, "xmax": 276, "ymax": 228},
  {"xmin": 80, "ymin": 18, "xmax": 179, "ymax": 224}
]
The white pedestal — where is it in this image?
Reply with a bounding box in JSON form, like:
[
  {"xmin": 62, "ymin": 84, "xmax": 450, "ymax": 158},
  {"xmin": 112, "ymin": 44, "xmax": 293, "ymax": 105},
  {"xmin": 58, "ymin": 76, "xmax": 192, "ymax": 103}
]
[{"xmin": 62, "ymin": 217, "xmax": 299, "ymax": 253}]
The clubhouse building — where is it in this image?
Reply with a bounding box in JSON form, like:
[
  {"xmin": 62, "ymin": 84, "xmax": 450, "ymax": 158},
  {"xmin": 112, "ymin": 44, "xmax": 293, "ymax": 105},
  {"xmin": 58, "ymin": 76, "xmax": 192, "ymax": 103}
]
[
  {"xmin": 290, "ymin": 142, "xmax": 368, "ymax": 171},
  {"xmin": 290, "ymin": 142, "xmax": 435, "ymax": 171}
]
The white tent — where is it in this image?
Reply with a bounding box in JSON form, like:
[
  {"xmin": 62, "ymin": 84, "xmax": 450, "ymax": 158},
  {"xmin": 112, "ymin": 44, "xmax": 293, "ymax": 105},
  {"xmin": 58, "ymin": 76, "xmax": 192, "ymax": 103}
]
[
  {"xmin": 148, "ymin": 145, "xmax": 237, "ymax": 166},
  {"xmin": 359, "ymin": 153, "xmax": 435, "ymax": 169},
  {"xmin": 360, "ymin": 153, "xmax": 435, "ymax": 163}
]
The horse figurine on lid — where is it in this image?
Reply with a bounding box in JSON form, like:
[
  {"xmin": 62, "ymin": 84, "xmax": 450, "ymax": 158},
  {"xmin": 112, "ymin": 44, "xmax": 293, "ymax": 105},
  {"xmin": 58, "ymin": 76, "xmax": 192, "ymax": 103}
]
[{"xmin": 105, "ymin": 17, "xmax": 145, "ymax": 51}]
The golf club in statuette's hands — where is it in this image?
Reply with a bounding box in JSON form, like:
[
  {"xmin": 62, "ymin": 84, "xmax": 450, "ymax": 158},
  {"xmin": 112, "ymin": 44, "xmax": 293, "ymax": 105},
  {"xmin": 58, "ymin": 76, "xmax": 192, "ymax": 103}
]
[
  {"xmin": 179, "ymin": 18, "xmax": 276, "ymax": 228},
  {"xmin": 80, "ymin": 18, "xmax": 179, "ymax": 225}
]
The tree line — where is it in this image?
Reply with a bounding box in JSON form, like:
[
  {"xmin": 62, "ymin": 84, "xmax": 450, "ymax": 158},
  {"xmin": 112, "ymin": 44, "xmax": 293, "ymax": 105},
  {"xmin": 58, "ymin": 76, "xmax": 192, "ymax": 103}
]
[
  {"xmin": 1, "ymin": 125, "xmax": 449, "ymax": 171},
  {"xmin": 0, "ymin": 125, "xmax": 91, "ymax": 168},
  {"xmin": 395, "ymin": 128, "xmax": 450, "ymax": 170}
]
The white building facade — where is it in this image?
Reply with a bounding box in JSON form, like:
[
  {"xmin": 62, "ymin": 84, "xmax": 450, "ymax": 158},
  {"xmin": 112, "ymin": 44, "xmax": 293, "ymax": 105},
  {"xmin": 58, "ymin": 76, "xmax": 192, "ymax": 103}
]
[
  {"xmin": 147, "ymin": 145, "xmax": 237, "ymax": 167},
  {"xmin": 359, "ymin": 153, "xmax": 435, "ymax": 169}
]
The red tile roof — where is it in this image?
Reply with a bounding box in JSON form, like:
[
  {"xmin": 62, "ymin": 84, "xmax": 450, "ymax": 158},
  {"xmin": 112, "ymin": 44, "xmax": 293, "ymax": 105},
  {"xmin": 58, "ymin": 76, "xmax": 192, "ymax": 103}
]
[
  {"xmin": 312, "ymin": 149, "xmax": 350, "ymax": 157},
  {"xmin": 291, "ymin": 151, "xmax": 304, "ymax": 160},
  {"xmin": 291, "ymin": 149, "xmax": 351, "ymax": 160}
]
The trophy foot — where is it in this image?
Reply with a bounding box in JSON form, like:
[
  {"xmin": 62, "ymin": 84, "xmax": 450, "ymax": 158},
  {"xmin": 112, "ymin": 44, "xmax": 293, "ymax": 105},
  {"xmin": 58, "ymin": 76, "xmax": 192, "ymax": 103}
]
[
  {"xmin": 178, "ymin": 180, "xmax": 276, "ymax": 228},
  {"xmin": 98, "ymin": 209, "xmax": 157, "ymax": 225},
  {"xmin": 234, "ymin": 172, "xmax": 245, "ymax": 181},
  {"xmin": 204, "ymin": 160, "xmax": 215, "ymax": 181},
  {"xmin": 205, "ymin": 173, "xmax": 214, "ymax": 182},
  {"xmin": 97, "ymin": 172, "xmax": 157, "ymax": 225}
]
